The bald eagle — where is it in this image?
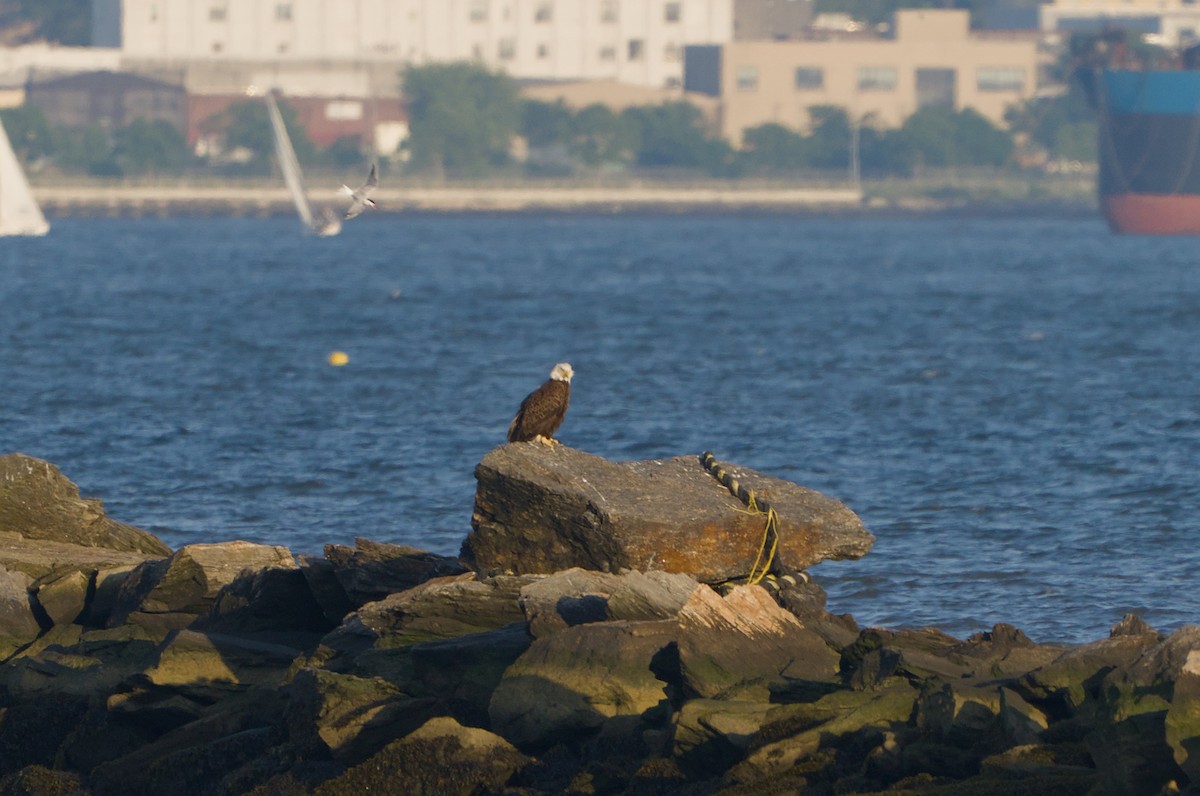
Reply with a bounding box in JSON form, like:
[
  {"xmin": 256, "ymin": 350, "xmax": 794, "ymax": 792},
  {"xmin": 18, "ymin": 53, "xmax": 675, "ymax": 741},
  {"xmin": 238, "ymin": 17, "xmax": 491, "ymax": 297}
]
[{"xmin": 508, "ymin": 363, "xmax": 573, "ymax": 445}]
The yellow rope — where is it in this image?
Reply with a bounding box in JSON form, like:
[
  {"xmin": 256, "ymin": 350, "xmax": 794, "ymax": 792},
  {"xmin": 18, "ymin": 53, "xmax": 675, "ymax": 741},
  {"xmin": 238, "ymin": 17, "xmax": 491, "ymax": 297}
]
[{"xmin": 699, "ymin": 451, "xmax": 780, "ymax": 585}]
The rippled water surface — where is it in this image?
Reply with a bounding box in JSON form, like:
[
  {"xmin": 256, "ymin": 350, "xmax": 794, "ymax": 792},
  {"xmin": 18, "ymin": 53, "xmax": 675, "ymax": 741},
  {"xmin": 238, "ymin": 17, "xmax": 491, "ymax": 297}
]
[{"xmin": 2, "ymin": 213, "xmax": 1198, "ymax": 643}]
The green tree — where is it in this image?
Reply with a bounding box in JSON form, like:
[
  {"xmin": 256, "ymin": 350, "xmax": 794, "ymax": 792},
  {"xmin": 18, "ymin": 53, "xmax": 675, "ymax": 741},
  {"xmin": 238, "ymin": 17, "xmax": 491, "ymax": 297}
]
[
  {"xmin": 521, "ymin": 99, "xmax": 575, "ymax": 149},
  {"xmin": 900, "ymin": 106, "xmax": 1013, "ymax": 168},
  {"xmin": 621, "ymin": 101, "xmax": 732, "ymax": 173},
  {"xmin": 805, "ymin": 106, "xmax": 854, "ymax": 169},
  {"xmin": 55, "ymin": 124, "xmax": 119, "ymax": 176},
  {"xmin": 325, "ymin": 135, "xmax": 367, "ymax": 168},
  {"xmin": 738, "ymin": 123, "xmax": 810, "ymax": 174},
  {"xmin": 113, "ymin": 118, "xmax": 189, "ymax": 175},
  {"xmin": 402, "ymin": 63, "xmax": 521, "ymax": 178},
  {"xmin": 215, "ymin": 98, "xmax": 316, "ymax": 173},
  {"xmin": 1006, "ymin": 82, "xmax": 1098, "ymax": 163},
  {"xmin": 0, "ymin": 105, "xmax": 55, "ymax": 163},
  {"xmin": 570, "ymin": 104, "xmax": 638, "ymax": 167},
  {"xmin": 858, "ymin": 123, "xmax": 916, "ymax": 176}
]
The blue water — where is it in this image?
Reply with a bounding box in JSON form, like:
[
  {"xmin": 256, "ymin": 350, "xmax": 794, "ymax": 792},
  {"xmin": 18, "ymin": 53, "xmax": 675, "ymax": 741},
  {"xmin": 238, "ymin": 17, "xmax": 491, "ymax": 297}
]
[{"xmin": 2, "ymin": 214, "xmax": 1198, "ymax": 644}]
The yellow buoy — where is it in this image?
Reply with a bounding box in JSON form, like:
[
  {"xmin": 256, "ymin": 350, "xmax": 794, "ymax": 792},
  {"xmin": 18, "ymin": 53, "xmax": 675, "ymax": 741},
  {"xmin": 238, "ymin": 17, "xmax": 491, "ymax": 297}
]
[{"xmin": 328, "ymin": 351, "xmax": 350, "ymax": 367}]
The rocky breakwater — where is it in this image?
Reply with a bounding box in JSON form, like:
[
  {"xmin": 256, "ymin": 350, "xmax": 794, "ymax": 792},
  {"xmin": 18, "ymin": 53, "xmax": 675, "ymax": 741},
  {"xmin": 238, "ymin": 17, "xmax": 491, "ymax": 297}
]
[{"xmin": 0, "ymin": 448, "xmax": 1197, "ymax": 795}]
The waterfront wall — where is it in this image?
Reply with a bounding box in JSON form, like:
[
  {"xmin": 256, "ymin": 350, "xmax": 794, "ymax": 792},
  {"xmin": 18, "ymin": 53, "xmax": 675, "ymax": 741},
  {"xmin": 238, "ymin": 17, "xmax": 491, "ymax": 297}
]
[
  {"xmin": 30, "ymin": 171, "xmax": 1099, "ymax": 217},
  {"xmin": 34, "ymin": 184, "xmax": 866, "ymax": 217}
]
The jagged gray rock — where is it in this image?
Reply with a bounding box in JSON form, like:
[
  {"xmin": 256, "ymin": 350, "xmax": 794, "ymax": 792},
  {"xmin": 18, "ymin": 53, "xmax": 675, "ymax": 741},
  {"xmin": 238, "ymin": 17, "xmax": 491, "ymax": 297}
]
[
  {"xmin": 0, "ymin": 530, "xmax": 163, "ymax": 639},
  {"xmin": 323, "ymin": 538, "xmax": 468, "ymax": 608},
  {"xmin": 488, "ymin": 619, "xmax": 677, "ymax": 751},
  {"xmin": 107, "ymin": 541, "xmax": 297, "ymax": 636},
  {"xmin": 0, "ymin": 565, "xmax": 40, "ymax": 656},
  {"xmin": 285, "ymin": 667, "xmax": 435, "ymax": 763},
  {"xmin": 465, "ymin": 444, "xmax": 874, "ymax": 582},
  {"xmin": 315, "ymin": 715, "xmax": 529, "ymax": 796},
  {"xmin": 32, "ymin": 569, "xmax": 90, "ymax": 628},
  {"xmin": 674, "ymin": 584, "xmax": 842, "ymax": 702},
  {"xmin": 3, "ymin": 456, "xmax": 1196, "ymax": 795},
  {"xmin": 1087, "ymin": 625, "xmax": 1200, "ymax": 794},
  {"xmin": 519, "ymin": 568, "xmax": 698, "ymax": 638},
  {"xmin": 349, "ymin": 572, "xmax": 535, "ymax": 646}
]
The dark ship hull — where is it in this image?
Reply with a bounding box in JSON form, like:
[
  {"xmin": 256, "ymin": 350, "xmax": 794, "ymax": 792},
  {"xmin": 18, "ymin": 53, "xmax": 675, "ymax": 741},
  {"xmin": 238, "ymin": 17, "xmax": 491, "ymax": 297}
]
[{"xmin": 1099, "ymin": 69, "xmax": 1200, "ymax": 235}]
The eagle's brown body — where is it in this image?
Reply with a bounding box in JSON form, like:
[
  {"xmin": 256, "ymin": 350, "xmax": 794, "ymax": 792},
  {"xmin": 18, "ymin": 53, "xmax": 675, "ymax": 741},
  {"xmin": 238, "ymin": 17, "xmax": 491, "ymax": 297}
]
[{"xmin": 508, "ymin": 363, "xmax": 573, "ymax": 443}]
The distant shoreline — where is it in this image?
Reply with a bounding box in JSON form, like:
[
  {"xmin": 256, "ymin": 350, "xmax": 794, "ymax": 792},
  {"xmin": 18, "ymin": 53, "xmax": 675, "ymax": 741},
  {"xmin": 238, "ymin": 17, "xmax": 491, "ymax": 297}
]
[{"xmin": 32, "ymin": 177, "xmax": 1099, "ymax": 219}]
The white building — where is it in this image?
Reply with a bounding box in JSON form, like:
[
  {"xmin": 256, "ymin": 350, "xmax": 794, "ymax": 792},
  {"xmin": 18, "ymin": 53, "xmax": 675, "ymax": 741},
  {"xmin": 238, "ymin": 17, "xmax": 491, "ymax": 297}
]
[
  {"xmin": 97, "ymin": 0, "xmax": 734, "ymax": 89},
  {"xmin": 1040, "ymin": 0, "xmax": 1200, "ymax": 48}
]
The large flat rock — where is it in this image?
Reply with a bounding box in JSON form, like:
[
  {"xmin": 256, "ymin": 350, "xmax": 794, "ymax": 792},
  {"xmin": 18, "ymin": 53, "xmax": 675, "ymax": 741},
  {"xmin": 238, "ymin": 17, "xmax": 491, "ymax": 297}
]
[{"xmin": 464, "ymin": 445, "xmax": 873, "ymax": 583}]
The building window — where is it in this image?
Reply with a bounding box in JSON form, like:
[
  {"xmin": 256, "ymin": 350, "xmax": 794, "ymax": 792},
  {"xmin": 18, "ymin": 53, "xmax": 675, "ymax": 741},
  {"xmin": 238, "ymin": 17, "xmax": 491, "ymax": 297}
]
[
  {"xmin": 794, "ymin": 67, "xmax": 823, "ymax": 89},
  {"xmin": 537, "ymin": 43, "xmax": 550, "ymax": 58},
  {"xmin": 275, "ymin": 3, "xmax": 292, "ymax": 21},
  {"xmin": 326, "ymin": 100, "xmax": 364, "ymax": 121},
  {"xmin": 535, "ymin": 1, "xmax": 553, "ymax": 22},
  {"xmin": 149, "ymin": 4, "xmax": 158, "ymax": 22},
  {"xmin": 857, "ymin": 66, "xmax": 897, "ymax": 91},
  {"xmin": 498, "ymin": 38, "xmax": 516, "ymax": 60},
  {"xmin": 628, "ymin": 39, "xmax": 644, "ymax": 61},
  {"xmin": 600, "ymin": 0, "xmax": 618, "ymax": 23},
  {"xmin": 665, "ymin": 2, "xmax": 681, "ymax": 22},
  {"xmin": 209, "ymin": 5, "xmax": 227, "ymax": 21},
  {"xmin": 599, "ymin": 45, "xmax": 617, "ymax": 61},
  {"xmin": 664, "ymin": 43, "xmax": 681, "ymax": 62},
  {"xmin": 976, "ymin": 66, "xmax": 1025, "ymax": 92},
  {"xmin": 736, "ymin": 65, "xmax": 758, "ymax": 91},
  {"xmin": 211, "ymin": 40, "xmax": 224, "ymax": 52},
  {"xmin": 469, "ymin": 0, "xmax": 489, "ymax": 22}
]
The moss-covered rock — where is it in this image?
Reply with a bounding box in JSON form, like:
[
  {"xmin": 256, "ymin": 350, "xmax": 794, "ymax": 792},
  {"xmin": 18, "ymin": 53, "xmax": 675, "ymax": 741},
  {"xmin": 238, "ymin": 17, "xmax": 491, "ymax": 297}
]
[
  {"xmin": 489, "ymin": 619, "xmax": 677, "ymax": 751},
  {"xmin": 108, "ymin": 542, "xmax": 297, "ymax": 636},
  {"xmin": 729, "ymin": 680, "xmax": 919, "ymax": 784},
  {"xmin": 284, "ymin": 667, "xmax": 434, "ymax": 763},
  {"xmin": 313, "ymin": 716, "xmax": 528, "ymax": 796},
  {"xmin": 345, "ymin": 572, "xmax": 534, "ymax": 649},
  {"xmin": 0, "ymin": 454, "xmax": 169, "ymax": 557},
  {"xmin": 1017, "ymin": 615, "xmax": 1163, "ymax": 716},
  {"xmin": 351, "ymin": 622, "xmax": 533, "ymax": 728},
  {"xmin": 675, "ymin": 584, "xmax": 840, "ymax": 703},
  {"xmin": 672, "ymin": 699, "xmax": 775, "ymax": 776},
  {"xmin": 0, "ymin": 566, "xmax": 41, "ymax": 659},
  {"xmin": 0, "ymin": 765, "xmax": 89, "ymax": 796},
  {"xmin": 323, "ymin": 538, "xmax": 467, "ymax": 609},
  {"xmin": 1165, "ymin": 648, "xmax": 1200, "ymax": 785}
]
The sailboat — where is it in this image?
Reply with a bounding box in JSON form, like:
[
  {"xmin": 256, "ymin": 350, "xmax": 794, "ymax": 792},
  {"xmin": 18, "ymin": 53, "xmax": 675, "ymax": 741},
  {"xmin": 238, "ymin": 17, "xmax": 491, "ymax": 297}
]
[
  {"xmin": 0, "ymin": 114, "xmax": 49, "ymax": 237},
  {"xmin": 264, "ymin": 92, "xmax": 340, "ymax": 237}
]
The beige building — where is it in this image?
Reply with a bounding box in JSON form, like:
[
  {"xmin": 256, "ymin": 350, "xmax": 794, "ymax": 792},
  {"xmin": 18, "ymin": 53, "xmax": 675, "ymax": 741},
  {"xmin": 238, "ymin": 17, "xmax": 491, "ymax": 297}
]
[
  {"xmin": 686, "ymin": 9, "xmax": 1038, "ymax": 143},
  {"xmin": 99, "ymin": 0, "xmax": 733, "ymax": 90}
]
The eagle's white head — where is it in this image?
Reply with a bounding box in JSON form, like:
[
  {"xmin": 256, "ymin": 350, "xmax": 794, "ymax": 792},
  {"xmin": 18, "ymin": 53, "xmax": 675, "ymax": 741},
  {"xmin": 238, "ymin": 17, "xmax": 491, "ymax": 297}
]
[{"xmin": 550, "ymin": 362, "xmax": 574, "ymax": 382}]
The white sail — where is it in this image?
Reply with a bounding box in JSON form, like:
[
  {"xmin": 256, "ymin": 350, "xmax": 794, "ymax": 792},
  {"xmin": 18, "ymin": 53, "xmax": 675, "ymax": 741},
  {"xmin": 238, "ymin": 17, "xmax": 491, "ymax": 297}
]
[
  {"xmin": 0, "ymin": 115, "xmax": 49, "ymax": 237},
  {"xmin": 264, "ymin": 93, "xmax": 339, "ymax": 237}
]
